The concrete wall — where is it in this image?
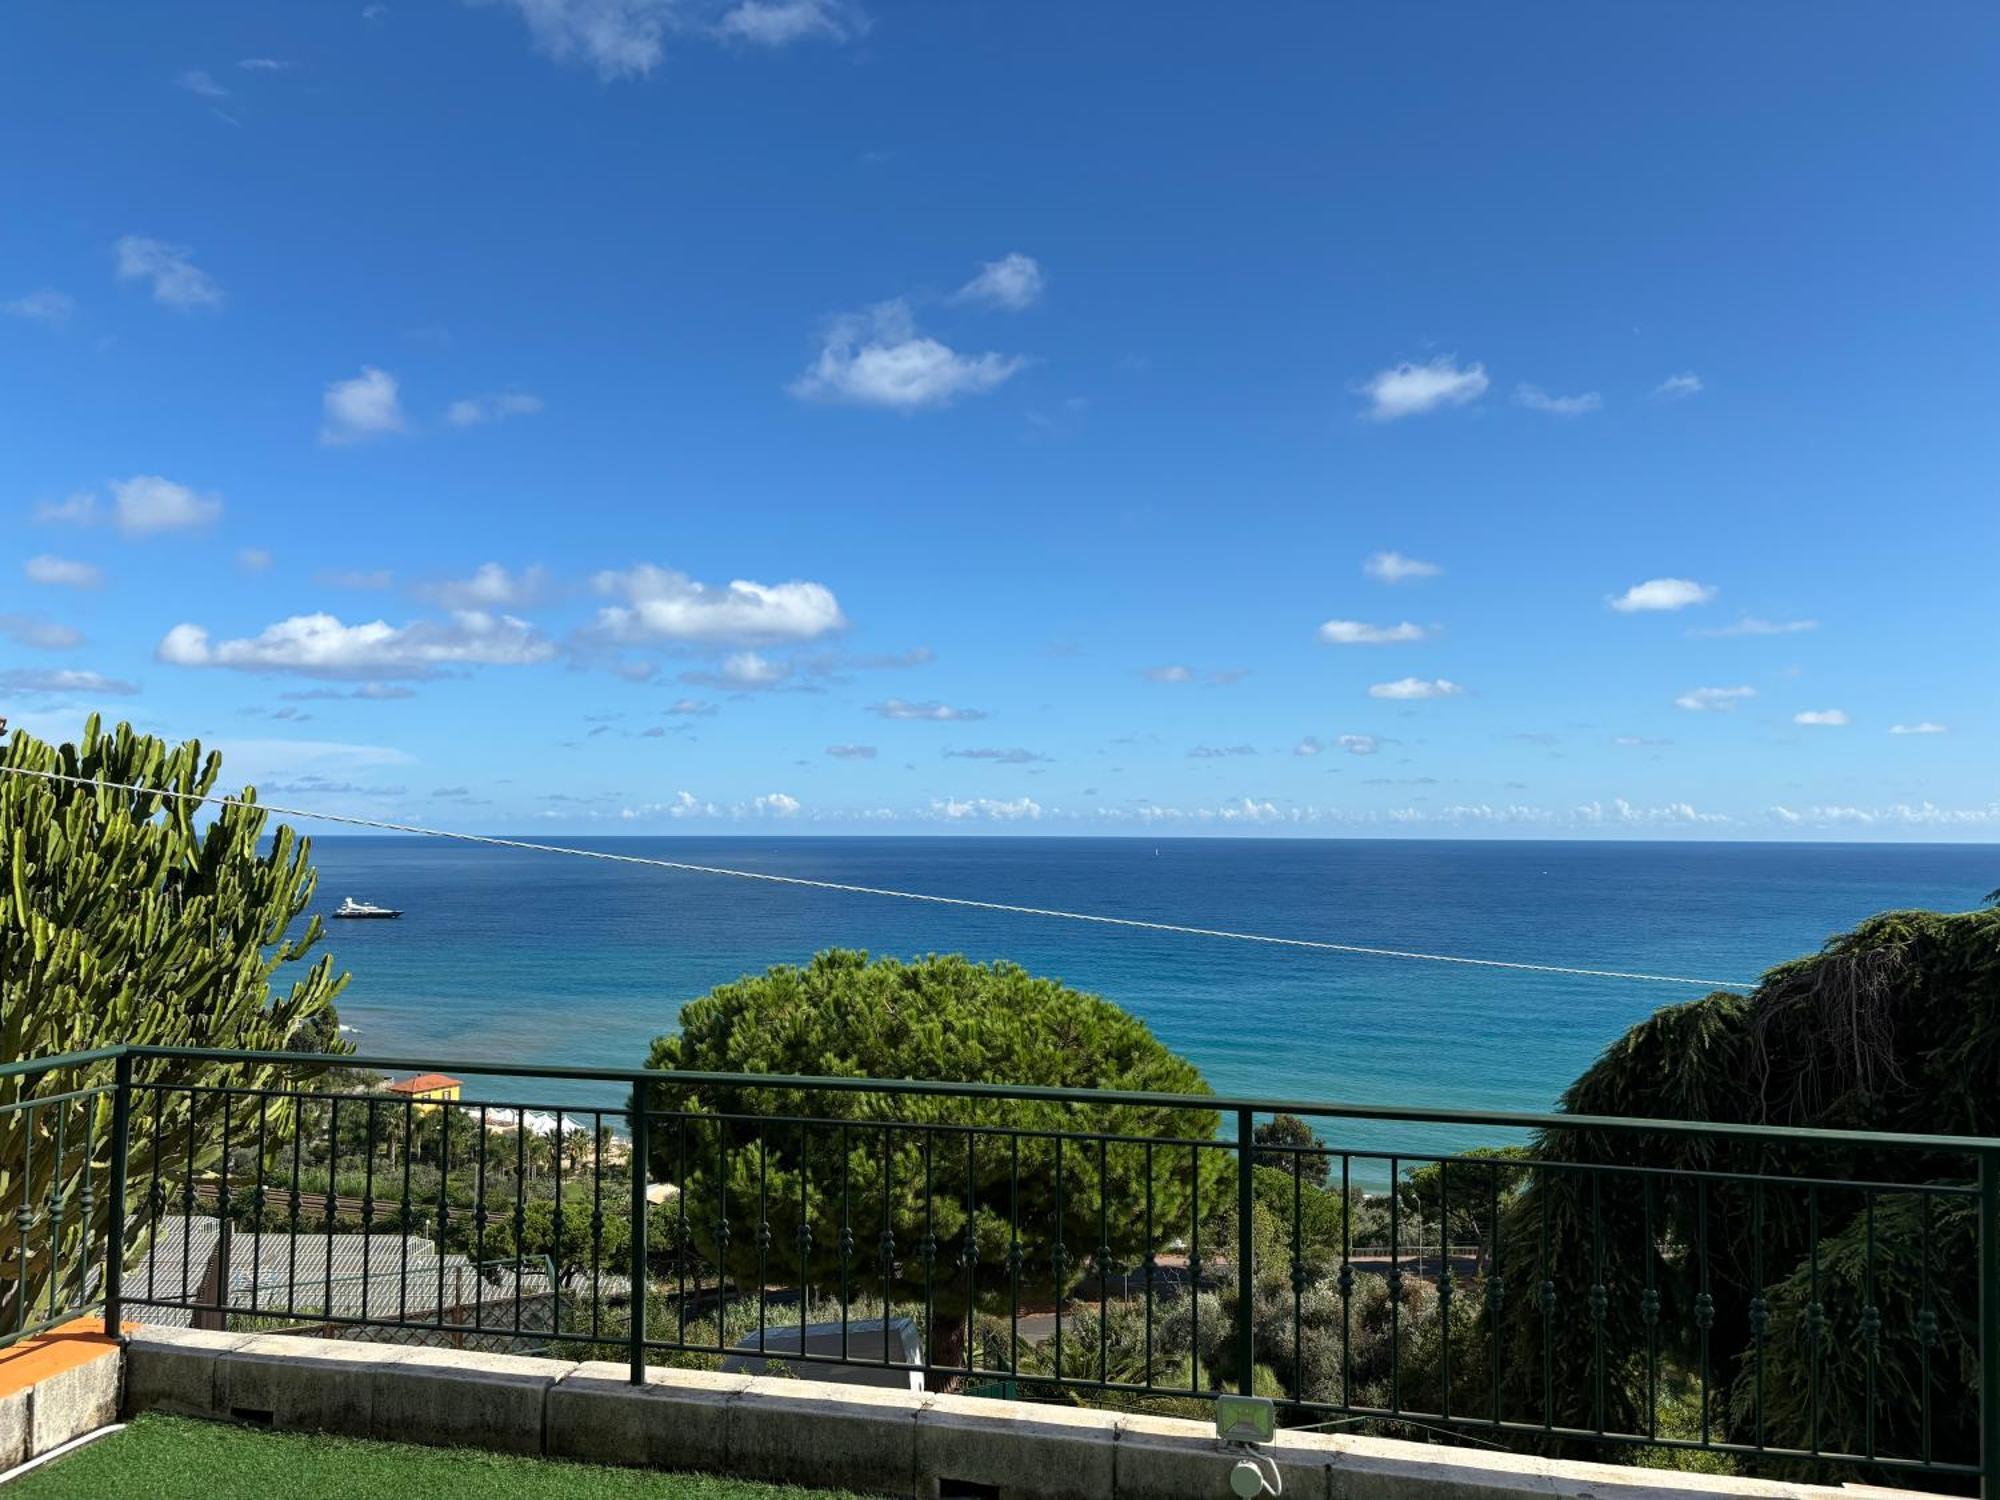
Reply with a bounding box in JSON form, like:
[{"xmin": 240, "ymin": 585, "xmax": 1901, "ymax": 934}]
[{"xmin": 123, "ymin": 1328, "xmax": 1880, "ymax": 1500}]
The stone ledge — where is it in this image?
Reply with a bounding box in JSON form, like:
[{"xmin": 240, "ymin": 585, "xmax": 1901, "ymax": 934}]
[
  {"xmin": 370, "ymin": 1346, "xmax": 578, "ymax": 1455},
  {"xmin": 123, "ymin": 1336, "xmax": 1884, "ymax": 1500},
  {"xmin": 224, "ymin": 1332, "xmax": 408, "ymax": 1437},
  {"xmin": 0, "ymin": 1319, "xmax": 127, "ymax": 1465},
  {"xmin": 0, "ymin": 1388, "xmax": 27, "ymax": 1471},
  {"xmin": 917, "ymin": 1391, "xmax": 1119, "ymax": 1500},
  {"xmin": 546, "ymin": 1361, "xmax": 748, "ymax": 1474},
  {"xmin": 121, "ymin": 1326, "xmax": 254, "ymax": 1421},
  {"xmin": 725, "ymin": 1373, "xmax": 926, "ymax": 1494}
]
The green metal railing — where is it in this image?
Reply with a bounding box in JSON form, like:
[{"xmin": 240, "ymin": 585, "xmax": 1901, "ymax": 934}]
[
  {"xmin": 0, "ymin": 1048, "xmax": 123, "ymax": 1346},
  {"xmin": 1, "ymin": 1041, "xmax": 1996, "ymax": 1490}
]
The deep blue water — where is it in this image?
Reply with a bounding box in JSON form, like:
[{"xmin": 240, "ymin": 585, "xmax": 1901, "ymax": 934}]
[{"xmin": 302, "ymin": 837, "xmax": 1996, "ymax": 1154}]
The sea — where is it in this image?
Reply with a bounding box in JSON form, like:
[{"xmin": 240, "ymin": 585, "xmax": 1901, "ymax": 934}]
[{"xmin": 304, "ymin": 837, "xmax": 1996, "ymax": 1157}]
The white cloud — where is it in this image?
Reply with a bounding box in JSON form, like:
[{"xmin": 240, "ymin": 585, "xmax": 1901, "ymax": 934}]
[
  {"xmin": 1317, "ymin": 619, "xmax": 1429, "ymax": 646},
  {"xmin": 157, "ymin": 610, "xmax": 556, "ymax": 679},
  {"xmin": 114, "ymin": 236, "xmax": 223, "ymax": 310},
  {"xmin": 1213, "ymin": 797, "xmax": 1282, "ymax": 824},
  {"xmin": 0, "ymin": 615, "xmax": 83, "ymax": 650},
  {"xmin": 1793, "ymin": 709, "xmax": 1850, "ymax": 727},
  {"xmin": 1767, "ymin": 801, "xmax": 2000, "ymax": 829},
  {"xmin": 238, "ymin": 57, "xmax": 295, "ymax": 71},
  {"xmin": 1368, "ymin": 677, "xmax": 1463, "ymax": 700},
  {"xmin": 930, "ymin": 796, "xmax": 1041, "ymax": 821},
  {"xmin": 1575, "ymin": 798, "xmax": 1730, "ymax": 826},
  {"xmin": 953, "ymin": 253, "xmax": 1044, "ymax": 311},
  {"xmin": 24, "ymin": 555, "xmax": 102, "ymax": 589},
  {"xmin": 752, "ymin": 791, "xmax": 801, "ymax": 817},
  {"xmin": 718, "ymin": 0, "xmax": 860, "ymax": 46},
  {"xmin": 32, "ymin": 491, "xmax": 96, "ymax": 525},
  {"xmin": 1079, "ymin": 795, "xmax": 2000, "ymax": 834},
  {"xmin": 418, "ymin": 563, "xmax": 547, "ymax": 609},
  {"xmin": 869, "ymin": 699, "xmax": 986, "ymax": 721},
  {"xmin": 0, "ymin": 668, "xmax": 139, "ymax": 696},
  {"xmin": 1356, "ymin": 356, "xmax": 1488, "ymax": 421},
  {"xmin": 1653, "ymin": 372, "xmax": 1703, "ymax": 400},
  {"xmin": 490, "ymin": 0, "xmax": 861, "ymax": 75},
  {"xmin": 1363, "ymin": 550, "xmax": 1440, "ymax": 584},
  {"xmin": 1388, "ymin": 803, "xmax": 1555, "ymax": 827},
  {"xmin": 4, "ymin": 289, "xmax": 74, "ymax": 326},
  {"xmin": 33, "ymin": 479, "xmax": 221, "ymax": 536},
  {"xmin": 1513, "ymin": 384, "xmax": 1601, "ymax": 417},
  {"xmin": 236, "ymin": 547, "xmax": 273, "ymax": 573},
  {"xmin": 494, "ymin": 0, "xmax": 671, "ymax": 79},
  {"xmin": 1142, "ymin": 663, "xmax": 1246, "ymax": 686},
  {"xmin": 1675, "ymin": 685, "xmax": 1755, "ymax": 711},
  {"xmin": 947, "ymin": 747, "xmax": 1049, "ymax": 764},
  {"xmin": 1295, "ymin": 733, "xmax": 1379, "ymax": 757},
  {"xmin": 446, "ymin": 391, "xmax": 545, "ymax": 426},
  {"xmin": 1888, "ymin": 722, "xmax": 1948, "ymax": 736},
  {"xmin": 843, "ymin": 646, "xmax": 934, "ymax": 671},
  {"xmin": 175, "ymin": 68, "xmax": 229, "ymax": 98},
  {"xmin": 1609, "ymin": 577, "xmax": 1717, "ymax": 613},
  {"xmin": 279, "ymin": 684, "xmax": 416, "ymax": 702},
  {"xmin": 621, "ymin": 791, "xmax": 719, "ymax": 821},
  {"xmin": 110, "ymin": 475, "xmax": 222, "ymax": 535},
  {"xmin": 715, "ymin": 650, "xmax": 789, "ymax": 687},
  {"xmin": 790, "ymin": 300, "xmax": 1024, "ymax": 410},
  {"xmin": 1691, "ymin": 615, "xmax": 1817, "ymax": 637},
  {"xmin": 826, "ymin": 743, "xmax": 876, "ymax": 759},
  {"xmin": 591, "ymin": 564, "xmax": 844, "ymax": 644},
  {"xmin": 321, "ymin": 367, "xmax": 406, "ymax": 444},
  {"xmin": 111, "ymin": 482, "xmax": 219, "ymax": 540}
]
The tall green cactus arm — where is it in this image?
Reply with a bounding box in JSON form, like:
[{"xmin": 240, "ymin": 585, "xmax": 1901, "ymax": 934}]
[{"xmin": 0, "ymin": 715, "xmax": 352, "ymax": 1319}]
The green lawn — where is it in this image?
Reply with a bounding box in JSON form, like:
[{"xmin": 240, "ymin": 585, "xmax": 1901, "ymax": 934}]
[{"xmin": 12, "ymin": 1415, "xmax": 871, "ymax": 1500}]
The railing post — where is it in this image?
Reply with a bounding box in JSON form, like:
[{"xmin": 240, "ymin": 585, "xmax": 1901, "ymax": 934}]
[
  {"xmin": 103, "ymin": 1050, "xmax": 132, "ymax": 1339},
  {"xmin": 1235, "ymin": 1106, "xmax": 1255, "ymax": 1396},
  {"xmin": 628, "ymin": 1082, "xmax": 649, "ymax": 1386},
  {"xmin": 1981, "ymin": 1151, "xmax": 2000, "ymax": 1500}
]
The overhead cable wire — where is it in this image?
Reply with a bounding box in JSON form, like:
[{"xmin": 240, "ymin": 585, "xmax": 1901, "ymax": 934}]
[{"xmin": 0, "ymin": 763, "xmax": 1754, "ymax": 989}]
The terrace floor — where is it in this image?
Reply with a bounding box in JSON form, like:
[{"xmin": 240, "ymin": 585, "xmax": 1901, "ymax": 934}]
[{"xmin": 9, "ymin": 1414, "xmax": 875, "ymax": 1500}]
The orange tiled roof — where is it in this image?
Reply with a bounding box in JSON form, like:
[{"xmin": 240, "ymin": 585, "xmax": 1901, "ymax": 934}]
[{"xmin": 385, "ymin": 1073, "xmax": 461, "ymax": 1094}]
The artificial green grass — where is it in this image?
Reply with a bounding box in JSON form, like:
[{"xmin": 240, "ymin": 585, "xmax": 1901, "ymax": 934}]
[{"xmin": 10, "ymin": 1414, "xmax": 872, "ymax": 1500}]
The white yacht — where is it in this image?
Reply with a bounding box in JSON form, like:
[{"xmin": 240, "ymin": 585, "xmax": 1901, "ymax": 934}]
[{"xmin": 332, "ymin": 897, "xmax": 402, "ymax": 920}]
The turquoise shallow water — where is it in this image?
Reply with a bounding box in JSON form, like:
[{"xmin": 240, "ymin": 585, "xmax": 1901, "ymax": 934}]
[{"xmin": 302, "ymin": 837, "xmax": 1996, "ymax": 1154}]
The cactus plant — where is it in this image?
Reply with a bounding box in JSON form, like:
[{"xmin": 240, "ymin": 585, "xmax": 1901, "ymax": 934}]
[{"xmin": 0, "ymin": 716, "xmax": 348, "ymax": 1325}]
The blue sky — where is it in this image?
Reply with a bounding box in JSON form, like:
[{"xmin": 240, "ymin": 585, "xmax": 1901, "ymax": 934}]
[{"xmin": 3, "ymin": 2, "xmax": 1995, "ymax": 839}]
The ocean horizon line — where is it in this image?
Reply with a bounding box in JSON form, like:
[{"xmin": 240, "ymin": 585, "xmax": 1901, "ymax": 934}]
[{"xmin": 291, "ymin": 829, "xmax": 2000, "ymax": 850}]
